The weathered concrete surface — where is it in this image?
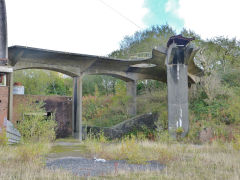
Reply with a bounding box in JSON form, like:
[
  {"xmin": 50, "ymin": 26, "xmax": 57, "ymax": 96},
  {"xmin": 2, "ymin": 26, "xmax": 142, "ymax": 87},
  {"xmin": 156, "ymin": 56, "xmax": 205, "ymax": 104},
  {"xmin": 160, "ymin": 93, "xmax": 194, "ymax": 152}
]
[
  {"xmin": 74, "ymin": 76, "xmax": 83, "ymax": 141},
  {"xmin": 126, "ymin": 80, "xmax": 137, "ymax": 116},
  {"xmin": 167, "ymin": 64, "xmax": 189, "ymax": 137},
  {"xmin": 8, "ymin": 45, "xmax": 201, "ymax": 83},
  {"xmin": 166, "ymin": 40, "xmax": 197, "ymax": 138},
  {"xmin": 0, "ymin": 0, "xmax": 7, "ymax": 64},
  {"xmin": 83, "ymin": 112, "xmax": 158, "ymax": 139}
]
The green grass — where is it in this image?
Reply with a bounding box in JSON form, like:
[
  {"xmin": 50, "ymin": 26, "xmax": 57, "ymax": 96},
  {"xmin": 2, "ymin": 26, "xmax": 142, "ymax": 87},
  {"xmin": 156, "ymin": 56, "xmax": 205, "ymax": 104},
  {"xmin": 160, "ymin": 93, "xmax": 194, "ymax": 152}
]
[{"xmin": 55, "ymin": 137, "xmax": 81, "ymax": 143}]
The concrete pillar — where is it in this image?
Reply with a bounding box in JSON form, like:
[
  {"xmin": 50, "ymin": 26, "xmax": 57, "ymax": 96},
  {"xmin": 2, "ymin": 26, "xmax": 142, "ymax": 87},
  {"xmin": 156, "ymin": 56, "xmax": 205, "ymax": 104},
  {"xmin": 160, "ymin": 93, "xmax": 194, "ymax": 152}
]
[
  {"xmin": 72, "ymin": 77, "xmax": 77, "ymax": 137},
  {"xmin": 0, "ymin": 0, "xmax": 7, "ymax": 62},
  {"xmin": 126, "ymin": 80, "xmax": 137, "ymax": 116},
  {"xmin": 8, "ymin": 72, "xmax": 13, "ymax": 121},
  {"xmin": 72, "ymin": 76, "xmax": 83, "ymax": 141},
  {"xmin": 166, "ymin": 44, "xmax": 189, "ymax": 138}
]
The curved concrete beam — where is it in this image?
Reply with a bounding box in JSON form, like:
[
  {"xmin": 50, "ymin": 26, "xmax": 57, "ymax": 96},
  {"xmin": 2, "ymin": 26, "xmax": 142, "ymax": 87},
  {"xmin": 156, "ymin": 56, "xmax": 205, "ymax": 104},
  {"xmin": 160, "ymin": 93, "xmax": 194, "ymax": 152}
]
[
  {"xmin": 13, "ymin": 64, "xmax": 81, "ymax": 77},
  {"xmin": 8, "ymin": 45, "xmax": 202, "ymax": 82}
]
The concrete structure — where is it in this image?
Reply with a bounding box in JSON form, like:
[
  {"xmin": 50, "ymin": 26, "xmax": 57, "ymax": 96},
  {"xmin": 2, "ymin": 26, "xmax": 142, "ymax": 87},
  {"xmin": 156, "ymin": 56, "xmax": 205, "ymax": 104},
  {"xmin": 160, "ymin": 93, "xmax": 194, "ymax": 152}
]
[
  {"xmin": 0, "ymin": 0, "xmax": 202, "ymax": 140},
  {"xmin": 72, "ymin": 76, "xmax": 83, "ymax": 139},
  {"xmin": 7, "ymin": 42, "xmax": 200, "ymax": 140},
  {"xmin": 166, "ymin": 38, "xmax": 196, "ymax": 137}
]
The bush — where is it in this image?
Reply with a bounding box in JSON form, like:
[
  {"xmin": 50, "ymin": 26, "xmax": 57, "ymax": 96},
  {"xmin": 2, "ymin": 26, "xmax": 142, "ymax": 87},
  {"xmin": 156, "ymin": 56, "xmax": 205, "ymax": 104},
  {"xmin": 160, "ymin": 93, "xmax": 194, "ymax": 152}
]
[
  {"xmin": 82, "ymin": 81, "xmax": 131, "ymax": 127},
  {"xmin": 16, "ymin": 99, "xmax": 57, "ymax": 143}
]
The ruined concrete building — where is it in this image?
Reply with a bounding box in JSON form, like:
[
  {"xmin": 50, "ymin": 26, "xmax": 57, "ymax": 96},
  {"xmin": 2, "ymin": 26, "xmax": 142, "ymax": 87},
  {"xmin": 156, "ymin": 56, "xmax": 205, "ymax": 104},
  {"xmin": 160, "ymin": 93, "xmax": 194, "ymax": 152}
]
[{"xmin": 1, "ymin": 0, "xmax": 202, "ymax": 141}]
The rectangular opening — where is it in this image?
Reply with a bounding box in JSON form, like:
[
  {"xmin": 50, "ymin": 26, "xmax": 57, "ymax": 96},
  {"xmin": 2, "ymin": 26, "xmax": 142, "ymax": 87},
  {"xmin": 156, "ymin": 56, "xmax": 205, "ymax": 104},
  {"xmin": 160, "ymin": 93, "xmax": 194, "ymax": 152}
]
[{"xmin": 0, "ymin": 73, "xmax": 6, "ymax": 86}]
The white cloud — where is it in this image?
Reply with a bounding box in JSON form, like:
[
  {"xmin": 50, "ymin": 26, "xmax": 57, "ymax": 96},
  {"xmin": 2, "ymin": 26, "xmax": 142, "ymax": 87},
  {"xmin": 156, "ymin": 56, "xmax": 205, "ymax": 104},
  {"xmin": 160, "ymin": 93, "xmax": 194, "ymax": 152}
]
[
  {"xmin": 177, "ymin": 0, "xmax": 240, "ymax": 40},
  {"xmin": 6, "ymin": 0, "xmax": 148, "ymax": 56},
  {"xmin": 165, "ymin": 0, "xmax": 178, "ymax": 15}
]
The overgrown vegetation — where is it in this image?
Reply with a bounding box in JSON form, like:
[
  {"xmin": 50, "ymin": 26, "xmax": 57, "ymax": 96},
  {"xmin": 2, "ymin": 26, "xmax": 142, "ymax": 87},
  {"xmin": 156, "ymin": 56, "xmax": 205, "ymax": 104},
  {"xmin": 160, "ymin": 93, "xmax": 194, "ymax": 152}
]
[
  {"xmin": 0, "ymin": 143, "xmax": 75, "ymax": 179},
  {"xmin": 16, "ymin": 99, "xmax": 57, "ymax": 143},
  {"xmin": 13, "ymin": 25, "xmax": 240, "ymax": 144},
  {"xmin": 2, "ymin": 24, "xmax": 240, "ymax": 178}
]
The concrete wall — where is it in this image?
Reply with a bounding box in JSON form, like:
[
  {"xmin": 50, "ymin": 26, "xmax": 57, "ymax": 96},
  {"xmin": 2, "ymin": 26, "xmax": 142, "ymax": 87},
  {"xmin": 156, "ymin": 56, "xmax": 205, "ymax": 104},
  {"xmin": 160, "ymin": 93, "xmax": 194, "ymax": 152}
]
[{"xmin": 13, "ymin": 95, "xmax": 72, "ymax": 138}]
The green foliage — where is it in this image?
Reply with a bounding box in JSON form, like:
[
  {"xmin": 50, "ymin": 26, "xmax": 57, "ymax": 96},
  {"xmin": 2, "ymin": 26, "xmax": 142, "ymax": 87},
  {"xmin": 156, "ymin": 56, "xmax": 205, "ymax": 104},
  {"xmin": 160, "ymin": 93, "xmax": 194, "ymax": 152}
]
[
  {"xmin": 137, "ymin": 88, "xmax": 168, "ymax": 130},
  {"xmin": 46, "ymin": 71, "xmax": 72, "ymax": 96},
  {"xmin": 176, "ymin": 127, "xmax": 184, "ymax": 136},
  {"xmin": 233, "ymin": 134, "xmax": 240, "ymax": 151},
  {"xmin": 0, "ymin": 128, "xmax": 7, "ymax": 146},
  {"xmin": 14, "ymin": 70, "xmax": 72, "ymax": 96},
  {"xmin": 16, "ymin": 99, "xmax": 57, "ymax": 143},
  {"xmin": 82, "ymin": 94, "xmax": 129, "ymax": 127},
  {"xmin": 225, "ymin": 96, "xmax": 240, "ymax": 124},
  {"xmin": 110, "ymin": 25, "xmax": 175, "ymax": 59},
  {"xmin": 82, "ymin": 79, "xmax": 132, "ymax": 127}
]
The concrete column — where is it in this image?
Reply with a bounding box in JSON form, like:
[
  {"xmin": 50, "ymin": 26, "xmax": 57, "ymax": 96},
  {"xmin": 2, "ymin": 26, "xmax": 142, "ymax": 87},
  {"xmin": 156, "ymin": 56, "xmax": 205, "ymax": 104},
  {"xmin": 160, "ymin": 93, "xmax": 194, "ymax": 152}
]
[
  {"xmin": 8, "ymin": 72, "xmax": 13, "ymax": 121},
  {"xmin": 72, "ymin": 77, "xmax": 77, "ymax": 137},
  {"xmin": 0, "ymin": 0, "xmax": 7, "ymax": 62},
  {"xmin": 166, "ymin": 44, "xmax": 189, "ymax": 138},
  {"xmin": 126, "ymin": 80, "xmax": 137, "ymax": 116},
  {"xmin": 72, "ymin": 76, "xmax": 83, "ymax": 141}
]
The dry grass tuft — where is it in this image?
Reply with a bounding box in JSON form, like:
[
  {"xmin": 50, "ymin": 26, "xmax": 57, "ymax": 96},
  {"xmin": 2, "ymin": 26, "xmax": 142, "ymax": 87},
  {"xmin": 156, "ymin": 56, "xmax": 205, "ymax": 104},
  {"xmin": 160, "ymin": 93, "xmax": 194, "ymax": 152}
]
[{"xmin": 0, "ymin": 143, "xmax": 76, "ymax": 180}]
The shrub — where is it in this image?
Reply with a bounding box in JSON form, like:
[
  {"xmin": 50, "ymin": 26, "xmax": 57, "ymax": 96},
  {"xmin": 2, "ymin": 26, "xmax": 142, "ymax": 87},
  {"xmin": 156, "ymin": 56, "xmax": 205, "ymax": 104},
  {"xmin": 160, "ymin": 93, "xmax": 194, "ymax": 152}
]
[{"xmin": 16, "ymin": 99, "xmax": 57, "ymax": 143}]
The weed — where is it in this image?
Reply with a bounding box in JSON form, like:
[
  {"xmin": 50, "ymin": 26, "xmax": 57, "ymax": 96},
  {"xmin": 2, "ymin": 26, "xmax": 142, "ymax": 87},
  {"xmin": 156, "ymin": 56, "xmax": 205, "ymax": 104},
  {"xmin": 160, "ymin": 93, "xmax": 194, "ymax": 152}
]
[
  {"xmin": 233, "ymin": 134, "xmax": 240, "ymax": 151},
  {"xmin": 0, "ymin": 128, "xmax": 7, "ymax": 146}
]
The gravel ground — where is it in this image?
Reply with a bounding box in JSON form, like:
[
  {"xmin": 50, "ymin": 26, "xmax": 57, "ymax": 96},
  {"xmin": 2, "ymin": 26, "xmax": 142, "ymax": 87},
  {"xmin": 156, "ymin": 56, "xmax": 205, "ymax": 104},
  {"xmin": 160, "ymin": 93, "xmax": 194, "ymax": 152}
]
[{"xmin": 46, "ymin": 156, "xmax": 165, "ymax": 177}]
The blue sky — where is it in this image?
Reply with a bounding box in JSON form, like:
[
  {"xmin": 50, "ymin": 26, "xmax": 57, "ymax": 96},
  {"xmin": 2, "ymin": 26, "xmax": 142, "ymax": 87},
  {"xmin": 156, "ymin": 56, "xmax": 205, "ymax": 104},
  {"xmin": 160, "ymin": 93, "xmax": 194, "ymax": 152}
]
[
  {"xmin": 142, "ymin": 0, "xmax": 240, "ymax": 41},
  {"xmin": 143, "ymin": 0, "xmax": 184, "ymax": 32}
]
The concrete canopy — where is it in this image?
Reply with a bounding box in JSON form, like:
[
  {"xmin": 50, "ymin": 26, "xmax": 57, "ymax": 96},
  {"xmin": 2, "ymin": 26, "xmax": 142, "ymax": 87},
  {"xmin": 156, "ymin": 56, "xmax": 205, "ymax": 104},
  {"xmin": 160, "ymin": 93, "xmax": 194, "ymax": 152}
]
[{"xmin": 8, "ymin": 45, "xmax": 202, "ymax": 82}]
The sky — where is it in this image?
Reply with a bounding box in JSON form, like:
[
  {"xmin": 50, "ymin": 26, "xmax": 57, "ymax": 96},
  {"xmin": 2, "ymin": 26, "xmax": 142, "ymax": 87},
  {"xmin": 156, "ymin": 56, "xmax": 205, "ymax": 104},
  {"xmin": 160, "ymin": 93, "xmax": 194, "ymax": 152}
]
[{"xmin": 6, "ymin": 0, "xmax": 240, "ymax": 56}]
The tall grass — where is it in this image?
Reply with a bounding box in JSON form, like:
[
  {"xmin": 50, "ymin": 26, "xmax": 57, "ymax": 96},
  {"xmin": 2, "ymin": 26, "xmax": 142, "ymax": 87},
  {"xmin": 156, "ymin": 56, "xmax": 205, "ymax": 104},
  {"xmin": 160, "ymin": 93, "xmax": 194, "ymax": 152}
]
[
  {"xmin": 0, "ymin": 143, "xmax": 75, "ymax": 180},
  {"xmin": 0, "ymin": 138, "xmax": 240, "ymax": 179}
]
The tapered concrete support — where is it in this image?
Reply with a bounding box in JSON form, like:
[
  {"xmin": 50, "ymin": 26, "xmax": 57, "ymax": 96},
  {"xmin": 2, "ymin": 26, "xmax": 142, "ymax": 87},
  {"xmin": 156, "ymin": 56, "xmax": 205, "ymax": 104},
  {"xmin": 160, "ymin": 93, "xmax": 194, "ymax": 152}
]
[
  {"xmin": 126, "ymin": 80, "xmax": 137, "ymax": 116},
  {"xmin": 72, "ymin": 76, "xmax": 83, "ymax": 141},
  {"xmin": 166, "ymin": 44, "xmax": 189, "ymax": 138},
  {"xmin": 8, "ymin": 72, "xmax": 13, "ymax": 121},
  {"xmin": 0, "ymin": 0, "xmax": 7, "ymax": 62}
]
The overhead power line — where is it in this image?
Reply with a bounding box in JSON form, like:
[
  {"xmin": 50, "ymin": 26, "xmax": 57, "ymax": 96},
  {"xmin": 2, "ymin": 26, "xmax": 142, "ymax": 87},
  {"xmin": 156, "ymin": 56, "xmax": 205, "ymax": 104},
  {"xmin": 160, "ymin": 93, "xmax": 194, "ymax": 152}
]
[{"xmin": 97, "ymin": 0, "xmax": 142, "ymax": 29}]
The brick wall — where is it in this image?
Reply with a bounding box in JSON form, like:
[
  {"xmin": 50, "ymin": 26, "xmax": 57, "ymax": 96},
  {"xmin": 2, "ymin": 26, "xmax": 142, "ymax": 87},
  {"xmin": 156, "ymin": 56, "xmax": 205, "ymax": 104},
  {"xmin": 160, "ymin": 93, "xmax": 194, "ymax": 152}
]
[
  {"xmin": 0, "ymin": 86, "xmax": 8, "ymax": 129},
  {"xmin": 13, "ymin": 95, "xmax": 72, "ymax": 138}
]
